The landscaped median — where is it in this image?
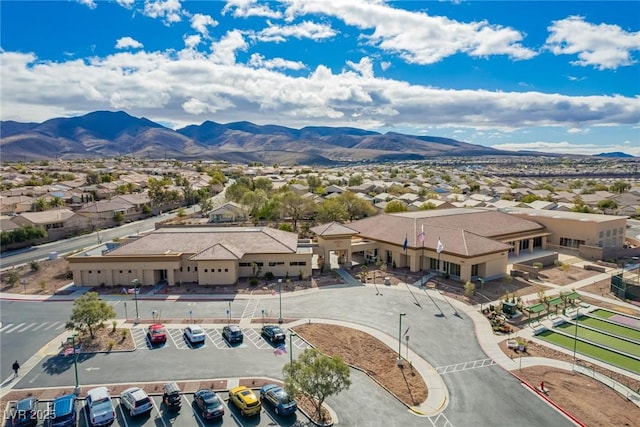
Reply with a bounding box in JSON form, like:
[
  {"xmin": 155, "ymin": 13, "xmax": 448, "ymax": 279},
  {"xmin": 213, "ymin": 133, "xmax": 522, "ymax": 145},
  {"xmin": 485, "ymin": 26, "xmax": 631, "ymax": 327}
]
[{"xmin": 292, "ymin": 323, "xmax": 428, "ymax": 409}]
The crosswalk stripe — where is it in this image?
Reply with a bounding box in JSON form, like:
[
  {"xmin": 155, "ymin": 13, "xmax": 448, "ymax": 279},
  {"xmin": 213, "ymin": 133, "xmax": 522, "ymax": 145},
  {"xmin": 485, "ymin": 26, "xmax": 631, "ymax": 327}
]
[
  {"xmin": 17, "ymin": 322, "xmax": 38, "ymax": 333},
  {"xmin": 43, "ymin": 321, "xmax": 61, "ymax": 331},
  {"xmin": 4, "ymin": 323, "xmax": 26, "ymax": 333},
  {"xmin": 0, "ymin": 323, "xmax": 15, "ymax": 332},
  {"xmin": 31, "ymin": 323, "xmax": 47, "ymax": 331}
]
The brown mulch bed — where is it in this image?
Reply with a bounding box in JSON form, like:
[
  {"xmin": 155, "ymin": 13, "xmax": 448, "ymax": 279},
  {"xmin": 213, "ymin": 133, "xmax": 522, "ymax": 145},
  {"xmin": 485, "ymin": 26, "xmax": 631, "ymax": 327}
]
[
  {"xmin": 293, "ymin": 323, "xmax": 428, "ymax": 407},
  {"xmin": 65, "ymin": 325, "xmax": 135, "ymax": 353},
  {"xmin": 516, "ymin": 366, "xmax": 640, "ymax": 427},
  {"xmin": 1, "ymin": 258, "xmax": 74, "ymax": 295}
]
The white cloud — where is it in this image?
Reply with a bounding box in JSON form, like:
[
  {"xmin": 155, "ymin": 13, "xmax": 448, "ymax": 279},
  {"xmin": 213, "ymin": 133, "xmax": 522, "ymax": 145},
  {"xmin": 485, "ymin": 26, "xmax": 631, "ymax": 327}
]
[
  {"xmin": 346, "ymin": 57, "xmax": 374, "ymax": 78},
  {"xmin": 284, "ymin": 0, "xmax": 537, "ymax": 64},
  {"xmin": 380, "ymin": 61, "xmax": 391, "ymax": 71},
  {"xmin": 115, "ymin": 37, "xmax": 144, "ymax": 50},
  {"xmin": 546, "ymin": 16, "xmax": 640, "ymax": 70},
  {"xmin": 222, "ymin": 0, "xmax": 282, "ymax": 19},
  {"xmin": 78, "ymin": 0, "xmax": 97, "ymax": 9},
  {"xmin": 1, "ymin": 48, "xmax": 638, "ymax": 136},
  {"xmin": 209, "ymin": 30, "xmax": 248, "ymax": 65},
  {"xmin": 116, "ymin": 0, "xmax": 135, "ymax": 8},
  {"xmin": 254, "ymin": 21, "xmax": 337, "ymax": 43},
  {"xmin": 190, "ymin": 13, "xmax": 218, "ymax": 38},
  {"xmin": 183, "ymin": 35, "xmax": 201, "ymax": 50},
  {"xmin": 248, "ymin": 53, "xmax": 306, "ymax": 70},
  {"xmin": 143, "ymin": 0, "xmax": 183, "ymax": 24},
  {"xmin": 490, "ymin": 141, "xmax": 639, "ymax": 156}
]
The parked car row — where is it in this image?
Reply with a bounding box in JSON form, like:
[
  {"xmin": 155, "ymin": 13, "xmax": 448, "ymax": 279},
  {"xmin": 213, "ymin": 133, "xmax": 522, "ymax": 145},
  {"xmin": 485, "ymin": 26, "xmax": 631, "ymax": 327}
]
[
  {"xmin": 147, "ymin": 323, "xmax": 288, "ymax": 346},
  {"xmin": 8, "ymin": 382, "xmax": 297, "ymax": 426}
]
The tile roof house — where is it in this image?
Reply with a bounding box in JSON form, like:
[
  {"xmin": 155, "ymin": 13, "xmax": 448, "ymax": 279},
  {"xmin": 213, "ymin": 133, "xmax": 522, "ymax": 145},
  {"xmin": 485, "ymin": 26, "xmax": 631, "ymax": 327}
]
[
  {"xmin": 67, "ymin": 226, "xmax": 312, "ymax": 287},
  {"xmin": 311, "ymin": 208, "xmax": 550, "ymax": 282}
]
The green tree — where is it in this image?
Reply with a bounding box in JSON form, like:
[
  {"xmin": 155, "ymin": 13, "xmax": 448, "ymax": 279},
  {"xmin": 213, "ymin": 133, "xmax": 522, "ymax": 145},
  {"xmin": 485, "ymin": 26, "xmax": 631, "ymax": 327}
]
[
  {"xmin": 464, "ymin": 281, "xmax": 476, "ymax": 298},
  {"xmin": 384, "ymin": 200, "xmax": 408, "ymax": 213},
  {"xmin": 283, "ymin": 348, "xmax": 351, "ymax": 424},
  {"xmin": 316, "ymin": 198, "xmax": 348, "ymax": 223},
  {"xmin": 4, "ymin": 271, "xmax": 19, "ymax": 287},
  {"xmin": 279, "ymin": 191, "xmax": 315, "ymax": 231},
  {"xmin": 306, "ymin": 175, "xmax": 323, "ymax": 193},
  {"xmin": 610, "ymin": 180, "xmax": 630, "ymax": 194},
  {"xmin": 241, "ymin": 190, "xmax": 268, "ymax": 220},
  {"xmin": 520, "ymin": 194, "xmax": 540, "ymax": 204},
  {"xmin": 32, "ymin": 197, "xmax": 48, "ymax": 212},
  {"xmin": 66, "ymin": 292, "xmax": 116, "ymax": 338},
  {"xmin": 419, "ymin": 202, "xmax": 436, "ymax": 210},
  {"xmin": 347, "ymin": 174, "xmax": 363, "ymax": 187},
  {"xmin": 49, "ymin": 196, "xmax": 65, "ymax": 208},
  {"xmin": 597, "ymin": 199, "xmax": 618, "ymax": 213},
  {"xmin": 113, "ymin": 211, "xmax": 125, "ymax": 224},
  {"xmin": 336, "ymin": 191, "xmax": 376, "ymax": 221}
]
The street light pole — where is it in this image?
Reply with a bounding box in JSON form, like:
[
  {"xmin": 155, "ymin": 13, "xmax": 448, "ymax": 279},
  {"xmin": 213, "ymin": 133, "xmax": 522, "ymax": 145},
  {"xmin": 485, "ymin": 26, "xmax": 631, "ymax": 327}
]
[
  {"xmin": 572, "ymin": 307, "xmax": 580, "ymax": 368},
  {"xmin": 289, "ymin": 332, "xmax": 298, "ymax": 365},
  {"xmin": 398, "ymin": 313, "xmax": 406, "ymax": 365},
  {"xmin": 69, "ymin": 334, "xmax": 80, "ymax": 395},
  {"xmin": 131, "ymin": 279, "xmax": 140, "ymax": 324},
  {"xmin": 278, "ymin": 279, "xmax": 283, "ymax": 324}
]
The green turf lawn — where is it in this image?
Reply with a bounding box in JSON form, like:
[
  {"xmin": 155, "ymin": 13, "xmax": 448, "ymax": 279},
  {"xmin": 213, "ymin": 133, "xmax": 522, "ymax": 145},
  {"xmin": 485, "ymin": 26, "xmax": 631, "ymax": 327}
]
[
  {"xmin": 538, "ymin": 330, "xmax": 640, "ymax": 374},
  {"xmin": 555, "ymin": 322, "xmax": 640, "ymax": 355},
  {"xmin": 590, "ymin": 308, "xmax": 616, "ymax": 319},
  {"xmin": 577, "ymin": 316, "xmax": 640, "ymax": 342}
]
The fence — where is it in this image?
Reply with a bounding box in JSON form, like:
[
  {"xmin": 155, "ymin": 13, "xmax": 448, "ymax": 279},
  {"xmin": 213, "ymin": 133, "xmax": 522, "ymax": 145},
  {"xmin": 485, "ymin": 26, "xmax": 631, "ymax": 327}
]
[{"xmin": 573, "ymin": 363, "xmax": 640, "ymax": 408}]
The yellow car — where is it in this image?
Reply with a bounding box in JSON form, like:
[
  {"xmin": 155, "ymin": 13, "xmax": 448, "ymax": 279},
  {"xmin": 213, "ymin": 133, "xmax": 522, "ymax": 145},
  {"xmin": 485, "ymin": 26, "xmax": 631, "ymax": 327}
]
[{"xmin": 228, "ymin": 386, "xmax": 261, "ymax": 416}]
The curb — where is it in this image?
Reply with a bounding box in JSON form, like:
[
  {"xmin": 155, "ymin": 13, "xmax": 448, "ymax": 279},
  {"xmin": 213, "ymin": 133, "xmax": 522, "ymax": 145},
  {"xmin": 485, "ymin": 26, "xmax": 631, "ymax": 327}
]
[{"xmin": 510, "ymin": 370, "xmax": 586, "ymax": 427}]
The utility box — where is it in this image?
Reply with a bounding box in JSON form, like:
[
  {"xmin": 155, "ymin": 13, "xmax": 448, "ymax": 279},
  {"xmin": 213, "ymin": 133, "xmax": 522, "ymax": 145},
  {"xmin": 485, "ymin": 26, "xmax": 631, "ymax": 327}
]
[{"xmin": 502, "ymin": 301, "xmax": 517, "ymax": 316}]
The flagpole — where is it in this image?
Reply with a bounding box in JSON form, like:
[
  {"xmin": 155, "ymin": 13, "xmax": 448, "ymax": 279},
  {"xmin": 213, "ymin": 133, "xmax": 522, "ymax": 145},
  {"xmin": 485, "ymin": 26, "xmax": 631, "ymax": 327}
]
[
  {"xmin": 436, "ymin": 236, "xmax": 441, "ymax": 290},
  {"xmin": 420, "ymin": 224, "xmax": 425, "ymax": 288}
]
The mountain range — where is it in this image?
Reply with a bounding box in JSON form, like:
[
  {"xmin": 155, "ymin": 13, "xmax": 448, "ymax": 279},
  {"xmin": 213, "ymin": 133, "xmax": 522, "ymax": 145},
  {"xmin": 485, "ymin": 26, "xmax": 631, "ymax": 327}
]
[{"xmin": 0, "ymin": 110, "xmax": 618, "ymax": 165}]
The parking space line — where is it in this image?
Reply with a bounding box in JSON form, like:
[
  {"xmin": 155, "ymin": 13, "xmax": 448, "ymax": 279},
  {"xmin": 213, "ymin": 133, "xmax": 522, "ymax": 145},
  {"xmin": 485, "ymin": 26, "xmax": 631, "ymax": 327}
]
[
  {"xmin": 184, "ymin": 394, "xmax": 207, "ymax": 427},
  {"xmin": 166, "ymin": 328, "xmax": 182, "ymax": 349},
  {"xmin": 205, "ymin": 328, "xmax": 231, "ymax": 349},
  {"xmin": 115, "ymin": 398, "xmax": 130, "ymax": 427},
  {"xmin": 150, "ymin": 396, "xmax": 168, "ymax": 427},
  {"xmin": 243, "ymin": 328, "xmax": 272, "ymax": 350}
]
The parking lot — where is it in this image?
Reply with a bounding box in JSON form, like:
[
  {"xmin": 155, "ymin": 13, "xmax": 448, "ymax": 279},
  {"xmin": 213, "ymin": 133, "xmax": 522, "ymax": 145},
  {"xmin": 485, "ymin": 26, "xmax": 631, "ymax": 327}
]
[
  {"xmin": 3, "ymin": 391, "xmax": 311, "ymax": 427},
  {"xmin": 131, "ymin": 325, "xmax": 310, "ymax": 352}
]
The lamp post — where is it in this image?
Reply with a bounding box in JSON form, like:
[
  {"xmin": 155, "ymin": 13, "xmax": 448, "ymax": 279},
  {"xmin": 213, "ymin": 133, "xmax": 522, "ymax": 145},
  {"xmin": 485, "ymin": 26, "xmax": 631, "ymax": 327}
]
[
  {"xmin": 572, "ymin": 307, "xmax": 580, "ymax": 368},
  {"xmin": 68, "ymin": 333, "xmax": 80, "ymax": 395},
  {"xmin": 289, "ymin": 332, "xmax": 298, "ymax": 365},
  {"xmin": 131, "ymin": 279, "xmax": 140, "ymax": 324},
  {"xmin": 398, "ymin": 313, "xmax": 406, "ymax": 365},
  {"xmin": 278, "ymin": 279, "xmax": 283, "ymax": 324}
]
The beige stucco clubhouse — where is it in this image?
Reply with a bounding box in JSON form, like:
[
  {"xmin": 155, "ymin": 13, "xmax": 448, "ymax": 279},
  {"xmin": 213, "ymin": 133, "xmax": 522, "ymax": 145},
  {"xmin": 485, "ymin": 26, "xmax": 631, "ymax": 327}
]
[{"xmin": 68, "ymin": 207, "xmax": 628, "ymax": 287}]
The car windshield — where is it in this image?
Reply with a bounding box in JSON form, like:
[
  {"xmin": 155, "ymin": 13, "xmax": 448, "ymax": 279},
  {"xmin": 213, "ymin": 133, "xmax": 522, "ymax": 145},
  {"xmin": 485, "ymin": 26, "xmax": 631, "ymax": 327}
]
[
  {"xmin": 152, "ymin": 328, "xmax": 165, "ymax": 334},
  {"xmin": 91, "ymin": 397, "xmax": 110, "ymax": 406},
  {"xmin": 135, "ymin": 397, "xmax": 150, "ymax": 406},
  {"xmin": 16, "ymin": 400, "xmax": 34, "ymax": 411},
  {"xmin": 276, "ymin": 392, "xmax": 291, "ymax": 402},
  {"xmin": 205, "ymin": 398, "xmax": 221, "ymax": 410},
  {"xmin": 191, "ymin": 327, "xmax": 203, "ymax": 334}
]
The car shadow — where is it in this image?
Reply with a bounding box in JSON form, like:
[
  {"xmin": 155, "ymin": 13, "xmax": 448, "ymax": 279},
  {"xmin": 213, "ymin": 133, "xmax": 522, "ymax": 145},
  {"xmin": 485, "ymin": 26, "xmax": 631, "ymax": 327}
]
[
  {"xmin": 189, "ymin": 401, "xmax": 223, "ymax": 426},
  {"xmin": 226, "ymin": 404, "xmax": 261, "ymax": 426},
  {"xmin": 42, "ymin": 353, "xmax": 96, "ymax": 375},
  {"xmin": 261, "ymin": 404, "xmax": 299, "ymax": 426}
]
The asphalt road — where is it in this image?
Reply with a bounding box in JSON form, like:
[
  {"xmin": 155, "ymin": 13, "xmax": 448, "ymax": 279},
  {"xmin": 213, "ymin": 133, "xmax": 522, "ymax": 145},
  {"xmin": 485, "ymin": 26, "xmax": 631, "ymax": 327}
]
[{"xmin": 1, "ymin": 286, "xmax": 575, "ymax": 427}]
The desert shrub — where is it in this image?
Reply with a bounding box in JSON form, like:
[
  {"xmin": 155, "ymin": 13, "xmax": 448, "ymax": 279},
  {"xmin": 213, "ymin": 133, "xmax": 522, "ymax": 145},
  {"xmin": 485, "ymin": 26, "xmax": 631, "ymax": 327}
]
[
  {"xmin": 4, "ymin": 271, "xmax": 19, "ymax": 286},
  {"xmin": 30, "ymin": 261, "xmax": 40, "ymax": 272}
]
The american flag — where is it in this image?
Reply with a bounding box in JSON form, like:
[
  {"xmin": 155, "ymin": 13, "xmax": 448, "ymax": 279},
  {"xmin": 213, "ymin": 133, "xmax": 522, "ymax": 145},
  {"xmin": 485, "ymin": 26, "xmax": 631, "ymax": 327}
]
[
  {"xmin": 417, "ymin": 224, "xmax": 425, "ymax": 243},
  {"xmin": 64, "ymin": 345, "xmax": 81, "ymax": 356},
  {"xmin": 273, "ymin": 344, "xmax": 287, "ymax": 356}
]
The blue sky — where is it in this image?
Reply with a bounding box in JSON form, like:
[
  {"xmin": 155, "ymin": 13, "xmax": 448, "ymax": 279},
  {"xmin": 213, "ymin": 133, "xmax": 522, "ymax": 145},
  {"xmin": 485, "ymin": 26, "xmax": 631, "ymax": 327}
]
[{"xmin": 1, "ymin": 0, "xmax": 639, "ymax": 156}]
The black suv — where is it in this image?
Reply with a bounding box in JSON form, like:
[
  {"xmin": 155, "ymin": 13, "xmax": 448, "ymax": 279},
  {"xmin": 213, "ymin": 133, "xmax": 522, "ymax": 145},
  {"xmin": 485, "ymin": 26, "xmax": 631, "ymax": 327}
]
[
  {"xmin": 162, "ymin": 382, "xmax": 181, "ymax": 411},
  {"xmin": 222, "ymin": 325, "xmax": 243, "ymax": 344},
  {"xmin": 261, "ymin": 325, "xmax": 285, "ymax": 343}
]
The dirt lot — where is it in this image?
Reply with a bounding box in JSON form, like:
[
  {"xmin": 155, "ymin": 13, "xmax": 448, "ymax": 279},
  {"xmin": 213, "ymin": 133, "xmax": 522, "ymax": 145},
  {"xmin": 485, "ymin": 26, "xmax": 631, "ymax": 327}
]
[{"xmin": 0, "ymin": 259, "xmax": 74, "ymax": 295}]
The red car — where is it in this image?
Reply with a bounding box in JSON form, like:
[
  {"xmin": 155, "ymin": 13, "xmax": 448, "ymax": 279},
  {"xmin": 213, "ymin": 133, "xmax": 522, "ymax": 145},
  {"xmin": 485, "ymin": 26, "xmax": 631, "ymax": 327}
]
[{"xmin": 147, "ymin": 324, "xmax": 167, "ymax": 345}]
